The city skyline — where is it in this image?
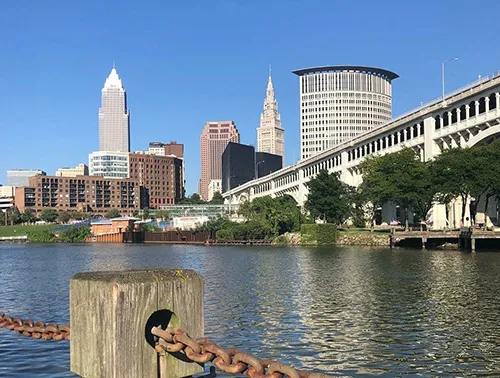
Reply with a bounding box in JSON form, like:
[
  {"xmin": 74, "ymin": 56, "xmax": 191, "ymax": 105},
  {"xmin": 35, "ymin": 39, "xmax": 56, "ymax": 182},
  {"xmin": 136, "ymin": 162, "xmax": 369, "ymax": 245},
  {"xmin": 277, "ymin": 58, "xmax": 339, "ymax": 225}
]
[{"xmin": 2, "ymin": 1, "xmax": 500, "ymax": 195}]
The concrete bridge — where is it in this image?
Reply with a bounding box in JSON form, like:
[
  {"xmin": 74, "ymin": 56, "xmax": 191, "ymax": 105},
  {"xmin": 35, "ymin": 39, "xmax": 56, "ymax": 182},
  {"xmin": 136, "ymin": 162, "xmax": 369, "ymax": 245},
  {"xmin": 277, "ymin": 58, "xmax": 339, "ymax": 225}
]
[{"xmin": 224, "ymin": 72, "xmax": 500, "ymax": 229}]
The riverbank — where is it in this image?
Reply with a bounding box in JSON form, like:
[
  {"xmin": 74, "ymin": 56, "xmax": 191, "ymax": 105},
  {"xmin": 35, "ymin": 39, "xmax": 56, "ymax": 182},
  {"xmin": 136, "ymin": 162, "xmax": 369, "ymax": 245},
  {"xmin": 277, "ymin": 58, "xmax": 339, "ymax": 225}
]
[
  {"xmin": 0, "ymin": 224, "xmax": 56, "ymax": 237},
  {"xmin": 277, "ymin": 230, "xmax": 390, "ymax": 246}
]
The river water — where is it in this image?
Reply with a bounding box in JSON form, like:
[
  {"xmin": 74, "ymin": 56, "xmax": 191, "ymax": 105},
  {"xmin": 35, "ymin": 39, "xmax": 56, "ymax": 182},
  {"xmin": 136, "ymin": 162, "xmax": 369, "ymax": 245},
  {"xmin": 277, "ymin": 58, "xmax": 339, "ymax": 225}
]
[{"xmin": 0, "ymin": 244, "xmax": 500, "ymax": 377}]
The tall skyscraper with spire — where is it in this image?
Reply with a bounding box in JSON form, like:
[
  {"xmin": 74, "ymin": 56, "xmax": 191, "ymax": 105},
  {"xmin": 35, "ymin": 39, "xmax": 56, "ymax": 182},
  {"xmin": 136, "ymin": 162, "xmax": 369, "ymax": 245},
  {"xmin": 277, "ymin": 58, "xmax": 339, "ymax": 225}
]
[
  {"xmin": 99, "ymin": 66, "xmax": 130, "ymax": 152},
  {"xmin": 257, "ymin": 67, "xmax": 284, "ymax": 163}
]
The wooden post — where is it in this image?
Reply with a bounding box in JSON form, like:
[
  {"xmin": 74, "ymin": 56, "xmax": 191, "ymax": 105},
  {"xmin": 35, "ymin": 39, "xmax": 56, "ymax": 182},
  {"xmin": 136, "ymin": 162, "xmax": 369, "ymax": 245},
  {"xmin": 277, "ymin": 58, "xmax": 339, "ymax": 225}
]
[
  {"xmin": 421, "ymin": 237, "xmax": 427, "ymax": 250},
  {"xmin": 70, "ymin": 269, "xmax": 204, "ymax": 378},
  {"xmin": 471, "ymin": 237, "xmax": 476, "ymax": 252}
]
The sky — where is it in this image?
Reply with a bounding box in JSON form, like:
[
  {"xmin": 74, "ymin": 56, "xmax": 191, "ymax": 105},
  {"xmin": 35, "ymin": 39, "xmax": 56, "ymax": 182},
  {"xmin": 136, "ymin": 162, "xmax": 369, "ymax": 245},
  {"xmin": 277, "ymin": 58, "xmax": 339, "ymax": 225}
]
[{"xmin": 1, "ymin": 1, "xmax": 500, "ymax": 195}]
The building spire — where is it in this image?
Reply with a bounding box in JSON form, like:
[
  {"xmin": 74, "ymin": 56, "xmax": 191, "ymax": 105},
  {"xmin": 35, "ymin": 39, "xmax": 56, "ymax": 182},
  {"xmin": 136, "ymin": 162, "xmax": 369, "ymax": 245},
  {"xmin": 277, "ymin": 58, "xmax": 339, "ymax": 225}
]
[{"xmin": 269, "ymin": 64, "xmax": 272, "ymax": 78}]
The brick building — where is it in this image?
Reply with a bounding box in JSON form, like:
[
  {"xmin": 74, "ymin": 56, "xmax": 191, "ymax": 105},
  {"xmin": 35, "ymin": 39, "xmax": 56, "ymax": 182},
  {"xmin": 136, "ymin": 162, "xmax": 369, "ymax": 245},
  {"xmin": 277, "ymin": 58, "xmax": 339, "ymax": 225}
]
[
  {"xmin": 15, "ymin": 175, "xmax": 140, "ymax": 215},
  {"xmin": 129, "ymin": 153, "xmax": 184, "ymax": 208}
]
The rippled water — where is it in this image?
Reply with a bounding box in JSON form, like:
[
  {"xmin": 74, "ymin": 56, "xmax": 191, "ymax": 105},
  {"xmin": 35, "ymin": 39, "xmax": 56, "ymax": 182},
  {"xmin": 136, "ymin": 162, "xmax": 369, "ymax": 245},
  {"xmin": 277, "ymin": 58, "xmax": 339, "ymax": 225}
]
[{"xmin": 1, "ymin": 244, "xmax": 500, "ymax": 377}]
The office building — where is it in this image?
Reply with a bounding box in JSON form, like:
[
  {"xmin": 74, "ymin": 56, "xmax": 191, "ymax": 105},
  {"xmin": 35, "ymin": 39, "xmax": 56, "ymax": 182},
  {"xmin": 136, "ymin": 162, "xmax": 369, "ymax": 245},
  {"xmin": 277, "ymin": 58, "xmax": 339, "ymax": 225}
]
[
  {"xmin": 15, "ymin": 175, "xmax": 140, "ymax": 215},
  {"xmin": 255, "ymin": 152, "xmax": 283, "ymax": 178},
  {"xmin": 7, "ymin": 169, "xmax": 46, "ymax": 187},
  {"xmin": 99, "ymin": 66, "xmax": 130, "ymax": 152},
  {"xmin": 222, "ymin": 142, "xmax": 255, "ymax": 193},
  {"xmin": 149, "ymin": 141, "xmax": 184, "ymax": 158},
  {"xmin": 0, "ymin": 186, "xmax": 15, "ymax": 198},
  {"xmin": 129, "ymin": 152, "xmax": 184, "ymax": 208},
  {"xmin": 257, "ymin": 69, "xmax": 284, "ymax": 163},
  {"xmin": 293, "ymin": 66, "xmax": 398, "ymax": 159},
  {"xmin": 207, "ymin": 179, "xmax": 222, "ymax": 201},
  {"xmin": 199, "ymin": 121, "xmax": 239, "ymax": 200},
  {"xmin": 56, "ymin": 163, "xmax": 89, "ymax": 177},
  {"xmin": 89, "ymin": 151, "xmax": 129, "ymax": 178}
]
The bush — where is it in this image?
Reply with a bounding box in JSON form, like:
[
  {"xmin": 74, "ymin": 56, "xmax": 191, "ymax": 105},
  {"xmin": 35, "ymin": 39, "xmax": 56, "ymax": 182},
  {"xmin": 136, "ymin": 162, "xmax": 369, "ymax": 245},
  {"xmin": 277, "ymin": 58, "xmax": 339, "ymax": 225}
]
[
  {"xmin": 216, "ymin": 228, "xmax": 234, "ymax": 240},
  {"xmin": 300, "ymin": 223, "xmax": 338, "ymax": 245},
  {"xmin": 27, "ymin": 229, "xmax": 56, "ymax": 243},
  {"xmin": 59, "ymin": 226, "xmax": 91, "ymax": 243}
]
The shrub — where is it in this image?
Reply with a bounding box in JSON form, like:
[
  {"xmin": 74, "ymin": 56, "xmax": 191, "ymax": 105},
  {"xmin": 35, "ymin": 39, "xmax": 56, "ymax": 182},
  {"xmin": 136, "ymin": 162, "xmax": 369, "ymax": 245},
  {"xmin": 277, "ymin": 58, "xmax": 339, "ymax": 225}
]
[
  {"xmin": 27, "ymin": 229, "xmax": 56, "ymax": 243},
  {"xmin": 59, "ymin": 226, "xmax": 91, "ymax": 243},
  {"xmin": 300, "ymin": 223, "xmax": 338, "ymax": 245}
]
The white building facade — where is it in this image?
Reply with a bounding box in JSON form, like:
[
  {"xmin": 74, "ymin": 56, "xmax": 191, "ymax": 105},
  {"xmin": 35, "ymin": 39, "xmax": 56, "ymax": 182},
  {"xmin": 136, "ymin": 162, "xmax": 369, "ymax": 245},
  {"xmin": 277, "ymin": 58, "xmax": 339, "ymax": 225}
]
[
  {"xmin": 7, "ymin": 169, "xmax": 46, "ymax": 187},
  {"xmin": 294, "ymin": 66, "xmax": 398, "ymax": 160},
  {"xmin": 55, "ymin": 163, "xmax": 89, "ymax": 177},
  {"xmin": 207, "ymin": 179, "xmax": 222, "ymax": 201},
  {"xmin": 257, "ymin": 71, "xmax": 284, "ymax": 163},
  {"xmin": 89, "ymin": 151, "xmax": 129, "ymax": 178},
  {"xmin": 99, "ymin": 67, "xmax": 130, "ymax": 152}
]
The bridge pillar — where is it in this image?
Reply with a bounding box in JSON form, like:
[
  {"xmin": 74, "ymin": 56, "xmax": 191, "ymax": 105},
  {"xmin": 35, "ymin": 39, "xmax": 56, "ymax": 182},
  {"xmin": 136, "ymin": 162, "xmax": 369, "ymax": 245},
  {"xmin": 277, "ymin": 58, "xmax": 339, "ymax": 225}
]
[
  {"xmin": 423, "ymin": 116, "xmax": 437, "ymax": 161},
  {"xmin": 475, "ymin": 100, "xmax": 480, "ymax": 116},
  {"xmin": 465, "ymin": 104, "xmax": 470, "ymax": 119},
  {"xmin": 485, "ymin": 97, "xmax": 490, "ymax": 113}
]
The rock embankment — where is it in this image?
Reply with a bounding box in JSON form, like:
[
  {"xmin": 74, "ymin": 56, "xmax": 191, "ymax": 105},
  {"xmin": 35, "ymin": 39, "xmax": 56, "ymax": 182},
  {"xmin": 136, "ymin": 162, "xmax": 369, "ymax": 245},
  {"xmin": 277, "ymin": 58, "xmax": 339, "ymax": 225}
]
[
  {"xmin": 275, "ymin": 231, "xmax": 389, "ymax": 246},
  {"xmin": 336, "ymin": 232, "xmax": 389, "ymax": 246}
]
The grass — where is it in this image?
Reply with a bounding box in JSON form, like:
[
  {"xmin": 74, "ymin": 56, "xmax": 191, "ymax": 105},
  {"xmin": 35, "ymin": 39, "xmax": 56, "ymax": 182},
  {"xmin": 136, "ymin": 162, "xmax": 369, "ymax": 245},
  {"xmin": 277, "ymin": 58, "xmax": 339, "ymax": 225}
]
[{"xmin": 0, "ymin": 224, "xmax": 57, "ymax": 237}]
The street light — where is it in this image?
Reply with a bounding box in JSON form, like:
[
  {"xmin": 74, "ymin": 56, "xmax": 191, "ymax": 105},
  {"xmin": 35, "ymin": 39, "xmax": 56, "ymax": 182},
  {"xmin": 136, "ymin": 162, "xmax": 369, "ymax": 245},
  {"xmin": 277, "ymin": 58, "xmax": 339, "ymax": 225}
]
[{"xmin": 442, "ymin": 57, "xmax": 458, "ymax": 102}]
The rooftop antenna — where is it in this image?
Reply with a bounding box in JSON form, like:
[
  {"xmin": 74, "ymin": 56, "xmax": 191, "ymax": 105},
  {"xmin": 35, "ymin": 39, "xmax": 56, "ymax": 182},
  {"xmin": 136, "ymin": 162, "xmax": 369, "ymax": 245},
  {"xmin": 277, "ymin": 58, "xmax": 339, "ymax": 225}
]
[
  {"xmin": 112, "ymin": 59, "xmax": 116, "ymax": 69},
  {"xmin": 269, "ymin": 64, "xmax": 272, "ymax": 78}
]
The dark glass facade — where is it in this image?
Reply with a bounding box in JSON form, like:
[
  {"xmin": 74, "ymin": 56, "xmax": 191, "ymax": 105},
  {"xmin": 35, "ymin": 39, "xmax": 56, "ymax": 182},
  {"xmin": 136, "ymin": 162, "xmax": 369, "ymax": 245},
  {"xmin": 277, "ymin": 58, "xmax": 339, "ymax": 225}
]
[
  {"xmin": 255, "ymin": 152, "xmax": 282, "ymax": 178},
  {"xmin": 222, "ymin": 142, "xmax": 255, "ymax": 193}
]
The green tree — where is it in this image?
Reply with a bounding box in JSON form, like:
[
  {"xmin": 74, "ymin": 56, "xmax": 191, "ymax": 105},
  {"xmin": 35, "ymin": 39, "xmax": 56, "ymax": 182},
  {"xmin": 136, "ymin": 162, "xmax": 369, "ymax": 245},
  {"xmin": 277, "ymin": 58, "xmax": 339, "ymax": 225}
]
[
  {"xmin": 20, "ymin": 208, "xmax": 37, "ymax": 224},
  {"xmin": 10, "ymin": 207, "xmax": 21, "ymax": 225},
  {"xmin": 105, "ymin": 209, "xmax": 121, "ymax": 219},
  {"xmin": 210, "ymin": 191, "xmax": 224, "ymax": 204},
  {"xmin": 305, "ymin": 170, "xmax": 352, "ymax": 224},
  {"xmin": 142, "ymin": 207, "xmax": 150, "ymax": 220},
  {"xmin": 430, "ymin": 147, "xmax": 482, "ymax": 225},
  {"xmin": 360, "ymin": 148, "xmax": 433, "ymax": 230},
  {"xmin": 40, "ymin": 209, "xmax": 58, "ymax": 223},
  {"xmin": 179, "ymin": 193, "xmax": 205, "ymax": 204},
  {"xmin": 57, "ymin": 211, "xmax": 71, "ymax": 224},
  {"xmin": 155, "ymin": 210, "xmax": 169, "ymax": 221}
]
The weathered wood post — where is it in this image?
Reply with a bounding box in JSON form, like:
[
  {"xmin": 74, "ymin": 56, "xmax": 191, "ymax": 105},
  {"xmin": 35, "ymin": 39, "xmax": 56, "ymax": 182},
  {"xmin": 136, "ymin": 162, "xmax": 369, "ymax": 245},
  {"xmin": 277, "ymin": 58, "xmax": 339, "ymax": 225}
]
[{"xmin": 70, "ymin": 269, "xmax": 204, "ymax": 378}]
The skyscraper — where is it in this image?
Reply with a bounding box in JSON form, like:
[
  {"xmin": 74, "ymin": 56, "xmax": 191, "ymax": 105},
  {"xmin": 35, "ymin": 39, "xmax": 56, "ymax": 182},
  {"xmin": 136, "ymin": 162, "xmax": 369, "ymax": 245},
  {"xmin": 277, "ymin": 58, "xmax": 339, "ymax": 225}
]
[
  {"xmin": 199, "ymin": 121, "xmax": 239, "ymax": 200},
  {"xmin": 293, "ymin": 66, "xmax": 398, "ymax": 160},
  {"xmin": 257, "ymin": 68, "xmax": 284, "ymax": 164},
  {"xmin": 99, "ymin": 66, "xmax": 130, "ymax": 152}
]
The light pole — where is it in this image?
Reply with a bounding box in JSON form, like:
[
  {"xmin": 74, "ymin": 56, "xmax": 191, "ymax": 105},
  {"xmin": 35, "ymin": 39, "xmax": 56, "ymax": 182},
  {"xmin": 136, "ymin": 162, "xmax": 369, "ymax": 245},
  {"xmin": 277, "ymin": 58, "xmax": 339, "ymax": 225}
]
[
  {"xmin": 255, "ymin": 161, "xmax": 265, "ymax": 179},
  {"xmin": 442, "ymin": 57, "xmax": 458, "ymax": 102}
]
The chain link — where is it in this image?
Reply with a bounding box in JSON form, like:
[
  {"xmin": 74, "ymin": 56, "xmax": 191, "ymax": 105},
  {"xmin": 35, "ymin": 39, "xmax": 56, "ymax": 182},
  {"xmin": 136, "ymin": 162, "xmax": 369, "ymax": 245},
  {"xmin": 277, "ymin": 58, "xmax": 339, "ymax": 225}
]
[
  {"xmin": 0, "ymin": 312, "xmax": 70, "ymax": 341},
  {"xmin": 151, "ymin": 326, "xmax": 333, "ymax": 378}
]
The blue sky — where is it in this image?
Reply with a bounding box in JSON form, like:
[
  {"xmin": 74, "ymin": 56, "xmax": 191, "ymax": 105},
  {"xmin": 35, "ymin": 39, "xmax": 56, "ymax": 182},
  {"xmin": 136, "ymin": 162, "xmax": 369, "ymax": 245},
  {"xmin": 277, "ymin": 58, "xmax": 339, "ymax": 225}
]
[{"xmin": 1, "ymin": 1, "xmax": 500, "ymax": 195}]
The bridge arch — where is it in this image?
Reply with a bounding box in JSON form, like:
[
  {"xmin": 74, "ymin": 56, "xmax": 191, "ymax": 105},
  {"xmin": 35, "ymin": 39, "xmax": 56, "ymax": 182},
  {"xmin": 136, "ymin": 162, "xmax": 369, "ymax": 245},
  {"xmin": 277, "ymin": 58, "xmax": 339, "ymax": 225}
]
[{"xmin": 466, "ymin": 123, "xmax": 500, "ymax": 147}]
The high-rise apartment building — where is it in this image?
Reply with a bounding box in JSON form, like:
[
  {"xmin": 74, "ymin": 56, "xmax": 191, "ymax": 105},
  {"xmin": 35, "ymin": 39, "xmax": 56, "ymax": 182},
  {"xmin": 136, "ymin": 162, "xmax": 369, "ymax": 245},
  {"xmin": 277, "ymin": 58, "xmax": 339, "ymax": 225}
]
[
  {"xmin": 56, "ymin": 163, "xmax": 89, "ymax": 177},
  {"xmin": 293, "ymin": 66, "xmax": 398, "ymax": 160},
  {"xmin": 129, "ymin": 152, "xmax": 184, "ymax": 208},
  {"xmin": 7, "ymin": 169, "xmax": 46, "ymax": 187},
  {"xmin": 257, "ymin": 70, "xmax": 284, "ymax": 163},
  {"xmin": 89, "ymin": 151, "xmax": 129, "ymax": 178},
  {"xmin": 199, "ymin": 121, "xmax": 239, "ymax": 200},
  {"xmin": 99, "ymin": 67, "xmax": 130, "ymax": 152}
]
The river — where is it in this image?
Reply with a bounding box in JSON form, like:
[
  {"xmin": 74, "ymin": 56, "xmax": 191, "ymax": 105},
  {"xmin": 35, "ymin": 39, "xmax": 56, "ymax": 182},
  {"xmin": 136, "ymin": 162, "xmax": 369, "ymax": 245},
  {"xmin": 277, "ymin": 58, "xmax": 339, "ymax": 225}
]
[{"xmin": 0, "ymin": 244, "xmax": 499, "ymax": 377}]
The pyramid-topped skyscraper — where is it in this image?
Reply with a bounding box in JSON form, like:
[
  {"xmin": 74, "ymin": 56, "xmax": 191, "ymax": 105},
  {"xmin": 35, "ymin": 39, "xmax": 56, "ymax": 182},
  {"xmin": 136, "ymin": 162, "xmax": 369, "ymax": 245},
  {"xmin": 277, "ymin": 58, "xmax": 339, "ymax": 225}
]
[
  {"xmin": 256, "ymin": 67, "xmax": 284, "ymax": 163},
  {"xmin": 98, "ymin": 66, "xmax": 130, "ymax": 152}
]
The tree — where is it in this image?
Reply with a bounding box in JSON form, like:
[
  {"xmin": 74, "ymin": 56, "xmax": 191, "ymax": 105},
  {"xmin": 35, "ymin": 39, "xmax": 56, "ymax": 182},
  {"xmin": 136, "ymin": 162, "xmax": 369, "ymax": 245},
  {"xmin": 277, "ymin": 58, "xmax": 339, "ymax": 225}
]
[
  {"xmin": 430, "ymin": 147, "xmax": 482, "ymax": 226},
  {"xmin": 305, "ymin": 170, "xmax": 352, "ymax": 224},
  {"xmin": 238, "ymin": 195, "xmax": 302, "ymax": 237},
  {"xmin": 59, "ymin": 226, "xmax": 91, "ymax": 242},
  {"xmin": 57, "ymin": 211, "xmax": 71, "ymax": 224},
  {"xmin": 20, "ymin": 208, "xmax": 37, "ymax": 224},
  {"xmin": 360, "ymin": 148, "xmax": 433, "ymax": 230},
  {"xmin": 179, "ymin": 193, "xmax": 205, "ymax": 204},
  {"xmin": 142, "ymin": 207, "xmax": 150, "ymax": 220},
  {"xmin": 155, "ymin": 210, "xmax": 169, "ymax": 221},
  {"xmin": 105, "ymin": 209, "xmax": 121, "ymax": 219},
  {"xmin": 40, "ymin": 209, "xmax": 58, "ymax": 223},
  {"xmin": 210, "ymin": 192, "xmax": 224, "ymax": 204},
  {"xmin": 10, "ymin": 207, "xmax": 21, "ymax": 225}
]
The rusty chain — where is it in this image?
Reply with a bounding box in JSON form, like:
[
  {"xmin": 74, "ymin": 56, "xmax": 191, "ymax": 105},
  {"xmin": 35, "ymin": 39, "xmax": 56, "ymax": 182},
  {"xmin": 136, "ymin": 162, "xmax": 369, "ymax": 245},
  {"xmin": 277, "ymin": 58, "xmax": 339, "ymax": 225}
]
[
  {"xmin": 152, "ymin": 326, "xmax": 333, "ymax": 378},
  {"xmin": 0, "ymin": 312, "xmax": 70, "ymax": 341}
]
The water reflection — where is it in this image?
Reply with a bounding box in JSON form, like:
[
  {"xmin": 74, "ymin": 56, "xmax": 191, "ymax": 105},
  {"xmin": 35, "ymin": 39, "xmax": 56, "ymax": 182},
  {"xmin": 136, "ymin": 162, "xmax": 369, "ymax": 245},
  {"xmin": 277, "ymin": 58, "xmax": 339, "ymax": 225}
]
[{"xmin": 1, "ymin": 244, "xmax": 500, "ymax": 377}]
